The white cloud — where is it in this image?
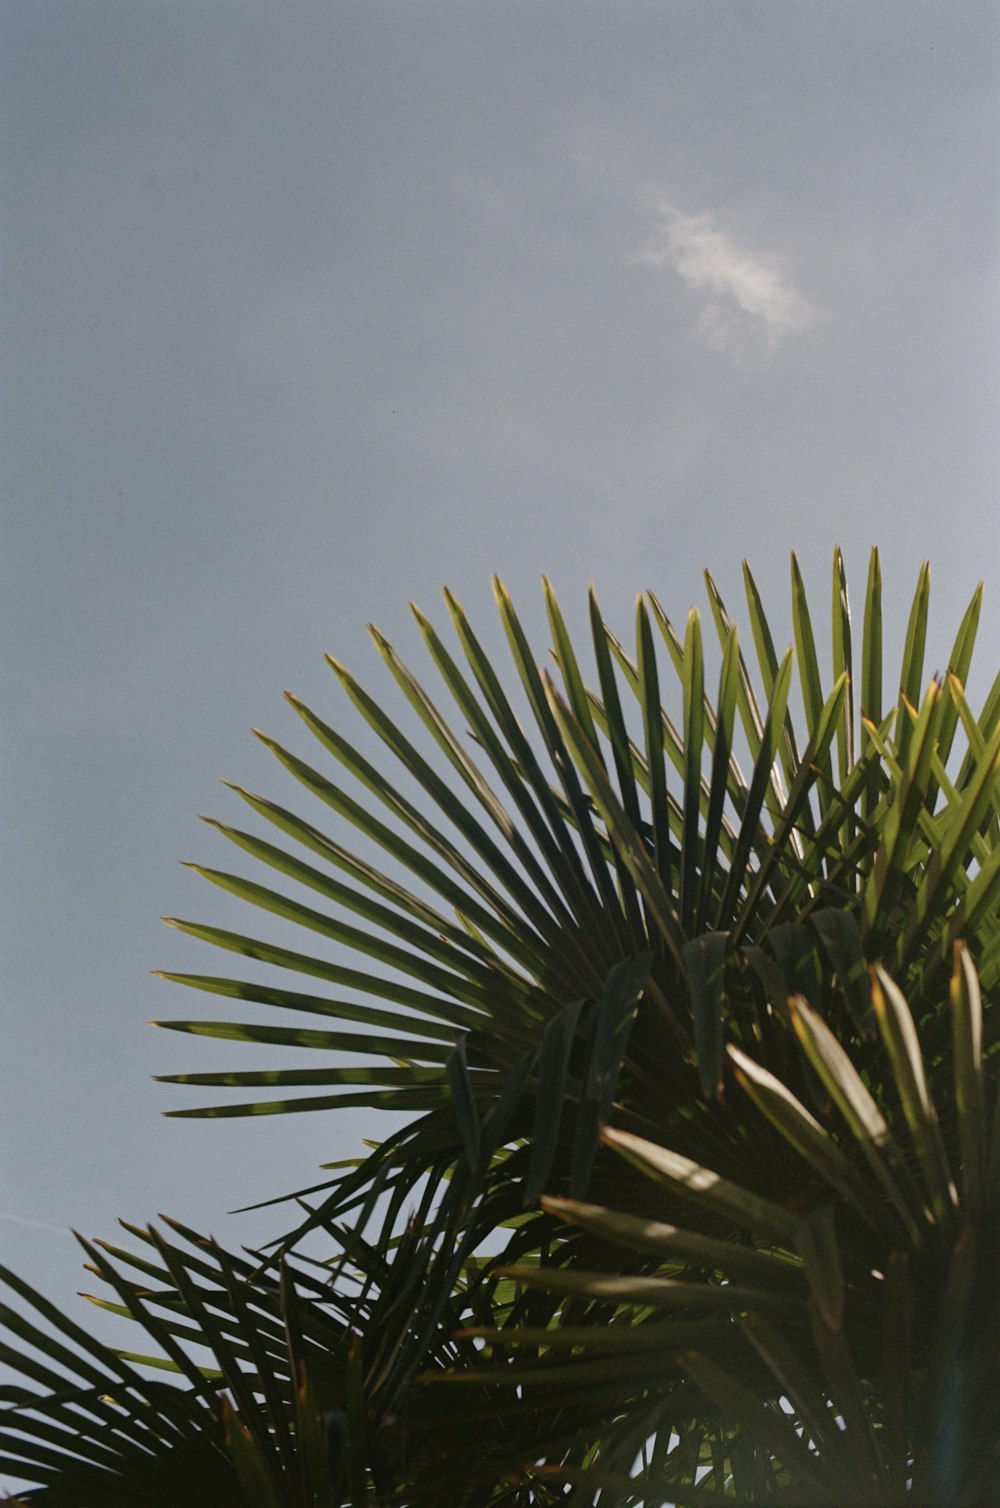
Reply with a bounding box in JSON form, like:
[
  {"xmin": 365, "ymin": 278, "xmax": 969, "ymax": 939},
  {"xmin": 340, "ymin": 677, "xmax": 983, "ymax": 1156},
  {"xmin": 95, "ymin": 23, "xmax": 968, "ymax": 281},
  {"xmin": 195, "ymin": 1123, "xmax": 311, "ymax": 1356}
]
[
  {"xmin": 0, "ymin": 1212, "xmax": 72, "ymax": 1236},
  {"xmin": 638, "ymin": 204, "xmax": 820, "ymax": 363}
]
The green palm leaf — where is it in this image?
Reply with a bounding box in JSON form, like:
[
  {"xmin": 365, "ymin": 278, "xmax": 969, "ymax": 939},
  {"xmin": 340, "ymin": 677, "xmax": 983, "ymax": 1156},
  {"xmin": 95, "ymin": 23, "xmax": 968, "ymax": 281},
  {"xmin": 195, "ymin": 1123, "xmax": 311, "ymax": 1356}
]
[{"xmin": 462, "ymin": 944, "xmax": 997, "ymax": 1504}]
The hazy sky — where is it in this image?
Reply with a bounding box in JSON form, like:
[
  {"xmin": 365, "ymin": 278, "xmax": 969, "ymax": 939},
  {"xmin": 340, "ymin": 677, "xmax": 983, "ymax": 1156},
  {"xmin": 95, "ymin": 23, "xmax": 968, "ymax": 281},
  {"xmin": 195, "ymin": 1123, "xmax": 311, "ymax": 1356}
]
[{"xmin": 2, "ymin": 1, "xmax": 998, "ymax": 1443}]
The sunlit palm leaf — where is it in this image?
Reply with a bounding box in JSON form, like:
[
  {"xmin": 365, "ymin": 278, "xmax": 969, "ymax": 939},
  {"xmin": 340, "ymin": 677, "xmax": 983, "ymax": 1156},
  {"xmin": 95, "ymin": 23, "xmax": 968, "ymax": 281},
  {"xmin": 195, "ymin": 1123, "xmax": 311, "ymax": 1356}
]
[{"xmin": 466, "ymin": 944, "xmax": 997, "ymax": 1504}]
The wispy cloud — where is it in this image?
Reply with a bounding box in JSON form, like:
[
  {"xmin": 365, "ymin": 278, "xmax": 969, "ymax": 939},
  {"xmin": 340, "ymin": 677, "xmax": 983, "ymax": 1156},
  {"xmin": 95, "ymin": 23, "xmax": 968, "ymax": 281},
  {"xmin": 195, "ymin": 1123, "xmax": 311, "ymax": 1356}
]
[
  {"xmin": 638, "ymin": 204, "xmax": 820, "ymax": 364},
  {"xmin": 0, "ymin": 1212, "xmax": 73, "ymax": 1236}
]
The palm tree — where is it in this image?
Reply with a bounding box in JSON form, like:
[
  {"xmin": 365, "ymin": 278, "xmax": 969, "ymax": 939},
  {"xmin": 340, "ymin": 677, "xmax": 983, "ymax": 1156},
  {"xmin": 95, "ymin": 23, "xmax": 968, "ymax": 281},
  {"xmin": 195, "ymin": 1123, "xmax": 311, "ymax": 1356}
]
[{"xmin": 1, "ymin": 550, "xmax": 997, "ymax": 1503}]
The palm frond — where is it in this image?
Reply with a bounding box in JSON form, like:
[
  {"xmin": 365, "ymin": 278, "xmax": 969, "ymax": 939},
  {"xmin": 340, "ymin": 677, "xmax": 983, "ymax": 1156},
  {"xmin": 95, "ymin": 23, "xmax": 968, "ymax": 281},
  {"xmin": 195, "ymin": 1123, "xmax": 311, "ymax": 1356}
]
[{"xmin": 461, "ymin": 945, "xmax": 998, "ymax": 1504}]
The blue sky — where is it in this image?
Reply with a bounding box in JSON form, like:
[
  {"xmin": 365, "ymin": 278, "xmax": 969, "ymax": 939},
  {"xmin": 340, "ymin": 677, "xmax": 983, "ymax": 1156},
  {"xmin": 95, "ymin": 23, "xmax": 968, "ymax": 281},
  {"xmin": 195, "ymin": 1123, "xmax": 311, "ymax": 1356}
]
[{"xmin": 2, "ymin": 2, "xmax": 998, "ymax": 1462}]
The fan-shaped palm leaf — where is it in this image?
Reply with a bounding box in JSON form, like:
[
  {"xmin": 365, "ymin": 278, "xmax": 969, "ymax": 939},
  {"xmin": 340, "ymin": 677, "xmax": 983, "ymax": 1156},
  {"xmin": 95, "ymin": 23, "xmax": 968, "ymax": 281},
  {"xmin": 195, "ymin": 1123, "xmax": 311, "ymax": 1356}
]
[{"xmin": 152, "ymin": 551, "xmax": 997, "ymax": 1247}]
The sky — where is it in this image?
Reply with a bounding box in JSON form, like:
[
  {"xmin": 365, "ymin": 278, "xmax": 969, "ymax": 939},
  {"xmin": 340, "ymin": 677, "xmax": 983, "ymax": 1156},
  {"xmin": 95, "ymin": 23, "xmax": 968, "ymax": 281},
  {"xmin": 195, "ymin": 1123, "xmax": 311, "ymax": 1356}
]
[{"xmin": 2, "ymin": 0, "xmax": 999, "ymax": 1465}]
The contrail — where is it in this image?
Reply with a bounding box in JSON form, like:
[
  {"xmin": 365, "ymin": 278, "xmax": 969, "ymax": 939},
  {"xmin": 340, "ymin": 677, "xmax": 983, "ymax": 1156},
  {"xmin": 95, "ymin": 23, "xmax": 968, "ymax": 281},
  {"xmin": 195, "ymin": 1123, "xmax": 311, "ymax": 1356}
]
[{"xmin": 0, "ymin": 1213, "xmax": 74, "ymax": 1237}]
